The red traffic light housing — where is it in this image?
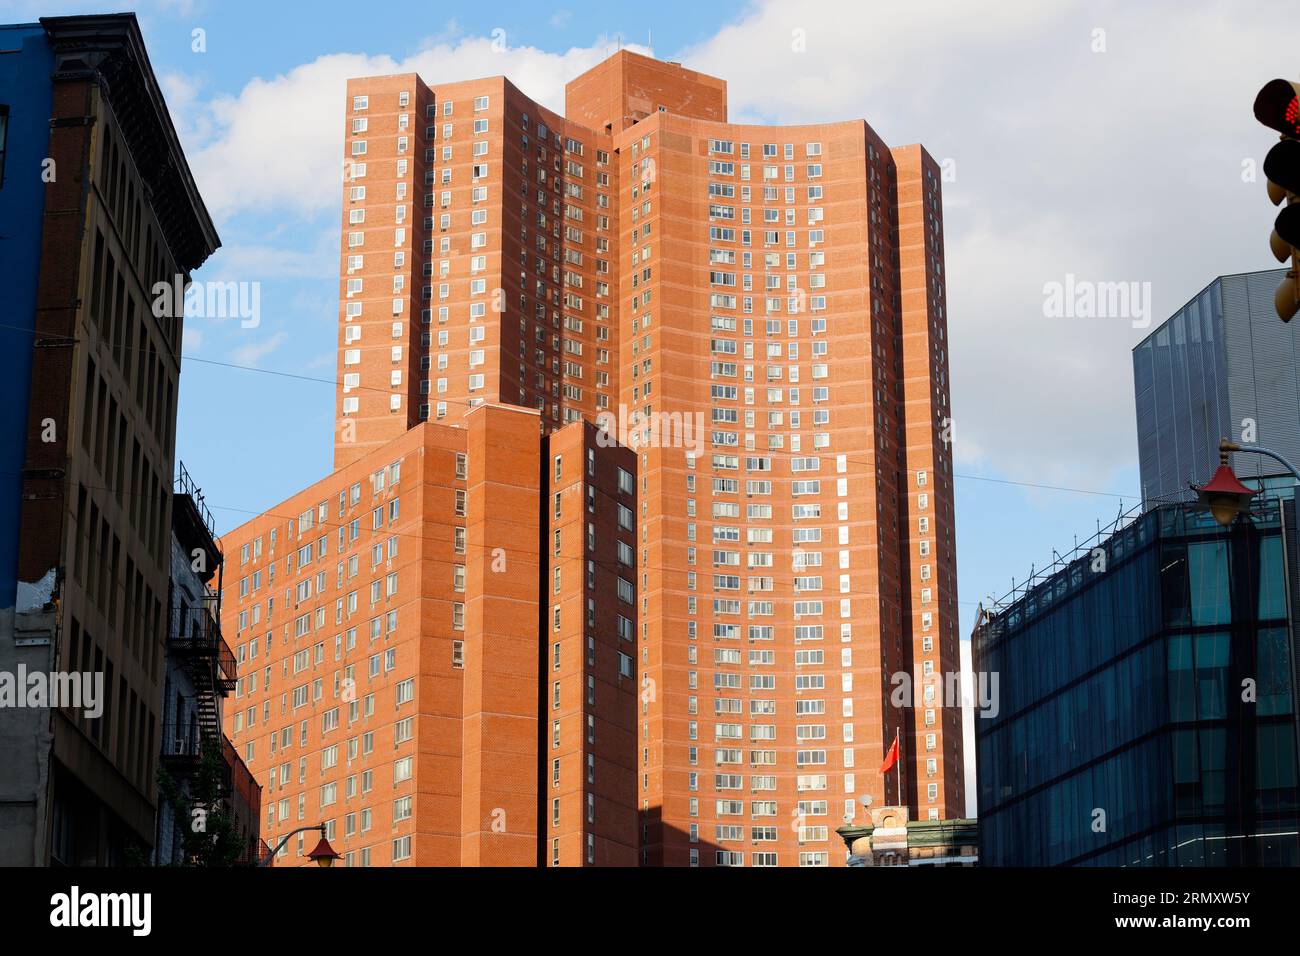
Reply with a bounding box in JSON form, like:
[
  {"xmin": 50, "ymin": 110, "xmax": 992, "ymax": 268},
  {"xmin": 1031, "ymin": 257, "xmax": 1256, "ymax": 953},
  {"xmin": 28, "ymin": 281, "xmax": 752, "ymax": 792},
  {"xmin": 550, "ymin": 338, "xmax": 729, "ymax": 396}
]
[
  {"xmin": 1255, "ymin": 79, "xmax": 1300, "ymax": 323},
  {"xmin": 1272, "ymin": 205, "xmax": 1300, "ymax": 262},
  {"xmin": 1263, "ymin": 139, "xmax": 1300, "ymax": 198},
  {"xmin": 1254, "ymin": 79, "xmax": 1300, "ymax": 136}
]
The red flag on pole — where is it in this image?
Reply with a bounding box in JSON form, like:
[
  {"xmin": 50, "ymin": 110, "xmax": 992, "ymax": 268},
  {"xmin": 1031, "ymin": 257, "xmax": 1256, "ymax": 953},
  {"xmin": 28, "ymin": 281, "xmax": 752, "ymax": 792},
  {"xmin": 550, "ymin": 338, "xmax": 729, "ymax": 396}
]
[{"xmin": 880, "ymin": 733, "xmax": 900, "ymax": 774}]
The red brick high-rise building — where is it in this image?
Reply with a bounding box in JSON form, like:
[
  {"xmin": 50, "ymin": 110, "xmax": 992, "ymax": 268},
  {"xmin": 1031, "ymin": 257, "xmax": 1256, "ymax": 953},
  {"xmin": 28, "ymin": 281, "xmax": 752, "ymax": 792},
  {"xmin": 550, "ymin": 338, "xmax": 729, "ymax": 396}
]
[{"xmin": 221, "ymin": 49, "xmax": 960, "ymax": 867}]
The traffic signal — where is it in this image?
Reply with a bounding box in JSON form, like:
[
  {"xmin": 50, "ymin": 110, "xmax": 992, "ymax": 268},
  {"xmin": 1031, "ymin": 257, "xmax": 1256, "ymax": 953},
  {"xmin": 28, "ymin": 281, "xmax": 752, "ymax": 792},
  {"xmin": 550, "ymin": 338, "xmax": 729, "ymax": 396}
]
[{"xmin": 1253, "ymin": 79, "xmax": 1300, "ymax": 322}]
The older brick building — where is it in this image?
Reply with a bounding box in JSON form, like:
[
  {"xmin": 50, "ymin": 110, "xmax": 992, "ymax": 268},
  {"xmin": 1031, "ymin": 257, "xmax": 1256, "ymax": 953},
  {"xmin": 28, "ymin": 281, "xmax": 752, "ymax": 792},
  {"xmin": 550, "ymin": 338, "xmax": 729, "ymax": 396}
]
[
  {"xmin": 0, "ymin": 14, "xmax": 222, "ymax": 865},
  {"xmin": 222, "ymin": 49, "xmax": 960, "ymax": 867}
]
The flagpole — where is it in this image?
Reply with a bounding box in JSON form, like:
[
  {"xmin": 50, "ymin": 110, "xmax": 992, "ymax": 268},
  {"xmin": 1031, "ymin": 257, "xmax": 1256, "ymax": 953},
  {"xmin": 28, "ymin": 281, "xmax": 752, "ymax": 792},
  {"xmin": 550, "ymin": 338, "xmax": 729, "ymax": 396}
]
[{"xmin": 894, "ymin": 728, "xmax": 901, "ymax": 806}]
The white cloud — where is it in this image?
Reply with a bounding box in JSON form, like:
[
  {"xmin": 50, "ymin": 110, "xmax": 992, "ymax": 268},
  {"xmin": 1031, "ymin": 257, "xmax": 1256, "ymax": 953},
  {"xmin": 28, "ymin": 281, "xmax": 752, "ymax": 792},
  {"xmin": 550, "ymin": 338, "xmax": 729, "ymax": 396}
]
[
  {"xmin": 681, "ymin": 0, "xmax": 1298, "ymax": 487},
  {"xmin": 204, "ymin": 239, "xmax": 336, "ymax": 281},
  {"xmin": 683, "ymin": 0, "xmax": 1062, "ymax": 126},
  {"xmin": 230, "ymin": 331, "xmax": 288, "ymax": 367},
  {"xmin": 159, "ymin": 70, "xmax": 200, "ymax": 115},
  {"xmin": 179, "ymin": 36, "xmax": 646, "ymax": 218}
]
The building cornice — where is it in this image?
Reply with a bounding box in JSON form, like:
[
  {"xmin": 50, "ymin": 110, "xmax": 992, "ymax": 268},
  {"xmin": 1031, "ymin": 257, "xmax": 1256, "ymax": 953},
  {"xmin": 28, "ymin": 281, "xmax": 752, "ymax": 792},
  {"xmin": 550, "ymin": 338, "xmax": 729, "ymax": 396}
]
[{"xmin": 40, "ymin": 13, "xmax": 220, "ymax": 272}]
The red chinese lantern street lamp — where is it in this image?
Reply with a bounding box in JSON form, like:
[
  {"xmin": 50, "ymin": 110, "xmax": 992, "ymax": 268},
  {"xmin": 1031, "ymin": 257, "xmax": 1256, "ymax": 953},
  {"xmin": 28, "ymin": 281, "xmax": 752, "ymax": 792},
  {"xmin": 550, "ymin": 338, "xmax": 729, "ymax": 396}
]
[
  {"xmin": 1195, "ymin": 457, "xmax": 1257, "ymax": 527},
  {"xmin": 306, "ymin": 835, "xmax": 342, "ymax": 868},
  {"xmin": 259, "ymin": 824, "xmax": 341, "ymax": 867},
  {"xmin": 1194, "ymin": 438, "xmax": 1300, "ymax": 528}
]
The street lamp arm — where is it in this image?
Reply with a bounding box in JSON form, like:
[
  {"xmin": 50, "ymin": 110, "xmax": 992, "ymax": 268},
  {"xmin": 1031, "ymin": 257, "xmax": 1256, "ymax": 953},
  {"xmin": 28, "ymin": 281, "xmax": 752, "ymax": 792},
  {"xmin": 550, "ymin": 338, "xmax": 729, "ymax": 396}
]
[
  {"xmin": 1220, "ymin": 439, "xmax": 1300, "ymax": 484},
  {"xmin": 259, "ymin": 824, "xmax": 325, "ymax": 867}
]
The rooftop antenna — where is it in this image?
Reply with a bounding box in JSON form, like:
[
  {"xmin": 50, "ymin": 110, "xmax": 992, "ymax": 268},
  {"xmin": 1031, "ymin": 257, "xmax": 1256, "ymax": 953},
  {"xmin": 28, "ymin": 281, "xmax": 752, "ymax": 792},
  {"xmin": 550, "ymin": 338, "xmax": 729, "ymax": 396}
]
[{"xmin": 648, "ymin": 29, "xmax": 653, "ymax": 55}]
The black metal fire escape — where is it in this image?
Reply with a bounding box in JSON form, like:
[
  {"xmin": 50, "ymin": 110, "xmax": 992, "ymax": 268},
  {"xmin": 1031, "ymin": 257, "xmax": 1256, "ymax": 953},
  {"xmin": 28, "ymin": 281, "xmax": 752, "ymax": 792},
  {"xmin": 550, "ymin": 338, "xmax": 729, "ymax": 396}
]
[{"xmin": 162, "ymin": 464, "xmax": 234, "ymax": 792}]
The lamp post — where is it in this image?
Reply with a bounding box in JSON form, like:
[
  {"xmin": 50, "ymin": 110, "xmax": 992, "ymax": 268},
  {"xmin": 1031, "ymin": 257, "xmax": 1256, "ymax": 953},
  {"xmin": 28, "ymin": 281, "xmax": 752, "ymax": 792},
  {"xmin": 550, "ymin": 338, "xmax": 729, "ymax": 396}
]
[
  {"xmin": 259, "ymin": 824, "xmax": 341, "ymax": 867},
  {"xmin": 1220, "ymin": 438, "xmax": 1300, "ymax": 483},
  {"xmin": 1194, "ymin": 438, "xmax": 1300, "ymax": 527}
]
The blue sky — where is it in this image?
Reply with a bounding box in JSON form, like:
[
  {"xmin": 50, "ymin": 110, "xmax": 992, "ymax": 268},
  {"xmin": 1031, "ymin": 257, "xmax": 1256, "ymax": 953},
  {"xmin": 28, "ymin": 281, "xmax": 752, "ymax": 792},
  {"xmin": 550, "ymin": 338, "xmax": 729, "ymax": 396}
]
[{"xmin": 13, "ymin": 0, "xmax": 1289, "ymax": 642}]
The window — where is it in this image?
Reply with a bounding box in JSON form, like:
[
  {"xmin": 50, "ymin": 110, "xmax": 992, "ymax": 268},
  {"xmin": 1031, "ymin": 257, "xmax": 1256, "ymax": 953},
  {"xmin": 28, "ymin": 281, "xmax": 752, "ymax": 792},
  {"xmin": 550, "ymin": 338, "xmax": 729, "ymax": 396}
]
[
  {"xmin": 396, "ymin": 678, "xmax": 415, "ymax": 705},
  {"xmin": 394, "ymin": 756, "xmax": 413, "ymax": 783}
]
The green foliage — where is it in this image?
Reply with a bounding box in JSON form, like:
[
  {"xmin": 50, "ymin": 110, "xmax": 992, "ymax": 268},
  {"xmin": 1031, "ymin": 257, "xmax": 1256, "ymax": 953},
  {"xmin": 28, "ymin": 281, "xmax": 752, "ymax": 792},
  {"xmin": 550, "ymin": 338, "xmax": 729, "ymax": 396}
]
[
  {"xmin": 156, "ymin": 742, "xmax": 248, "ymax": 867},
  {"xmin": 123, "ymin": 841, "xmax": 149, "ymax": 867}
]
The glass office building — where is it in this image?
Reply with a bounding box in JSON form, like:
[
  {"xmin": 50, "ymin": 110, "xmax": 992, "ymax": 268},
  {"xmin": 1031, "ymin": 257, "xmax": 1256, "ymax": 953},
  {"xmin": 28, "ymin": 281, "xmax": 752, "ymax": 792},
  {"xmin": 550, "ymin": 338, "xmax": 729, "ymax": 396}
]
[
  {"xmin": 973, "ymin": 498, "xmax": 1300, "ymax": 866},
  {"xmin": 1133, "ymin": 268, "xmax": 1298, "ymax": 506}
]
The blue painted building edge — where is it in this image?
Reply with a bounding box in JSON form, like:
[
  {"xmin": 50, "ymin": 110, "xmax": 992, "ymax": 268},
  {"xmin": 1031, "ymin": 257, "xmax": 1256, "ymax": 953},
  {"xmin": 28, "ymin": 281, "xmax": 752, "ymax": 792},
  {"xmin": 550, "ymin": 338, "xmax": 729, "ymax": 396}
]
[{"xmin": 0, "ymin": 23, "xmax": 54, "ymax": 609}]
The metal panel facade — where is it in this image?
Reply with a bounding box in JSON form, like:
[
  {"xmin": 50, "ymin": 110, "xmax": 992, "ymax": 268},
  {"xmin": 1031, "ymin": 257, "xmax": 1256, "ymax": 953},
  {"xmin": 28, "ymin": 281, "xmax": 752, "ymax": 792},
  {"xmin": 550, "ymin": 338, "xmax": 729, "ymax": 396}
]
[{"xmin": 1133, "ymin": 269, "xmax": 1292, "ymax": 506}]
